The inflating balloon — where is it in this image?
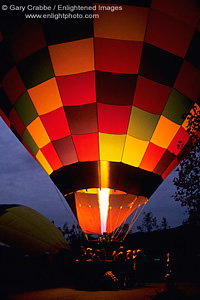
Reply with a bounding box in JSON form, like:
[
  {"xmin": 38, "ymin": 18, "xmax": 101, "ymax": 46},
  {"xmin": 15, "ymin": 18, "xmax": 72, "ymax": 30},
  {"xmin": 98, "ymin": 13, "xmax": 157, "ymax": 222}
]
[
  {"xmin": 0, "ymin": 0, "xmax": 200, "ymax": 237},
  {"xmin": 0, "ymin": 204, "xmax": 70, "ymax": 254}
]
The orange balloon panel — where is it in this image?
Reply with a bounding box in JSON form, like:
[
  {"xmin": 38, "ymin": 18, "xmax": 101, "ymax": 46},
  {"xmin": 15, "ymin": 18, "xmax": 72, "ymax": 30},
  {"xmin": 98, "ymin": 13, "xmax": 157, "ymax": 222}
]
[
  {"xmin": 28, "ymin": 78, "xmax": 63, "ymax": 115},
  {"xmin": 49, "ymin": 38, "xmax": 95, "ymax": 76},
  {"xmin": 150, "ymin": 116, "xmax": 180, "ymax": 148},
  {"xmin": 27, "ymin": 117, "xmax": 50, "ymax": 149}
]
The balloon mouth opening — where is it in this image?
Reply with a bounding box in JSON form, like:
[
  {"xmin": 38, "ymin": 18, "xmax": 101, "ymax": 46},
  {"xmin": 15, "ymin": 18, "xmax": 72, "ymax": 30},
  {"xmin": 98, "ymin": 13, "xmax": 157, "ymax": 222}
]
[
  {"xmin": 75, "ymin": 188, "xmax": 148, "ymax": 236},
  {"xmin": 75, "ymin": 188, "xmax": 128, "ymax": 235}
]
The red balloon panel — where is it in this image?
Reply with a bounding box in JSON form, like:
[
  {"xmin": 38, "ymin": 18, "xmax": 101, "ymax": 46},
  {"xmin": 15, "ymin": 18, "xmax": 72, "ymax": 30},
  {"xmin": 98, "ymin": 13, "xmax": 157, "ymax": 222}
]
[
  {"xmin": 145, "ymin": 8, "xmax": 195, "ymax": 57},
  {"xmin": 133, "ymin": 75, "xmax": 171, "ymax": 114},
  {"xmin": 174, "ymin": 60, "xmax": 200, "ymax": 101},
  {"xmin": 94, "ymin": 38, "xmax": 143, "ymax": 74},
  {"xmin": 168, "ymin": 127, "xmax": 190, "ymax": 155},
  {"xmin": 151, "ymin": 0, "xmax": 200, "ymax": 27},
  {"xmin": 41, "ymin": 142, "xmax": 62, "ymax": 170},
  {"xmin": 40, "ymin": 107, "xmax": 71, "ymax": 141},
  {"xmin": 97, "ymin": 103, "xmax": 131, "ymax": 134},
  {"xmin": 1, "ymin": 67, "xmax": 26, "ymax": 105},
  {"xmin": 52, "ymin": 136, "xmax": 78, "ymax": 166},
  {"xmin": 162, "ymin": 158, "xmax": 179, "ymax": 180},
  {"xmin": 64, "ymin": 103, "xmax": 98, "ymax": 135},
  {"xmin": 9, "ymin": 108, "xmax": 26, "ymax": 137},
  {"xmin": 56, "ymin": 71, "xmax": 96, "ymax": 106},
  {"xmin": 139, "ymin": 142, "xmax": 166, "ymax": 172},
  {"xmin": 72, "ymin": 133, "xmax": 99, "ymax": 162},
  {"xmin": 96, "ymin": 71, "xmax": 137, "ymax": 105},
  {"xmin": 153, "ymin": 150, "xmax": 175, "ymax": 175},
  {"xmin": 9, "ymin": 21, "xmax": 47, "ymax": 63}
]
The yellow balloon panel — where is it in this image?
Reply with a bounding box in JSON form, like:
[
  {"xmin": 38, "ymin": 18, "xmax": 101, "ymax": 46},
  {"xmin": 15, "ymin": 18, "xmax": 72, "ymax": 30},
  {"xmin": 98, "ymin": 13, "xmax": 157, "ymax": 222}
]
[
  {"xmin": 28, "ymin": 78, "xmax": 63, "ymax": 115},
  {"xmin": 122, "ymin": 135, "xmax": 149, "ymax": 167},
  {"xmin": 99, "ymin": 132, "xmax": 126, "ymax": 162},
  {"xmin": 48, "ymin": 38, "xmax": 95, "ymax": 76},
  {"xmin": 36, "ymin": 150, "xmax": 53, "ymax": 175}
]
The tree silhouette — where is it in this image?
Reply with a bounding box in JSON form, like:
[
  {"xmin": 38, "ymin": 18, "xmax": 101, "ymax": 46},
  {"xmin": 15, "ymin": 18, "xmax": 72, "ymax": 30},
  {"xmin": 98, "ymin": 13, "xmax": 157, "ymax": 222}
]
[
  {"xmin": 59, "ymin": 222, "xmax": 86, "ymax": 247},
  {"xmin": 137, "ymin": 212, "xmax": 159, "ymax": 232},
  {"xmin": 173, "ymin": 104, "xmax": 200, "ymax": 226},
  {"xmin": 160, "ymin": 217, "xmax": 170, "ymax": 230}
]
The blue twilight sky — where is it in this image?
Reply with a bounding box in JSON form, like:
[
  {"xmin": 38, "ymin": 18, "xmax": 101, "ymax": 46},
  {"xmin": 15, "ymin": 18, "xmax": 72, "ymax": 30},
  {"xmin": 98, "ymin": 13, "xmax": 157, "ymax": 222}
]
[{"xmin": 0, "ymin": 117, "xmax": 187, "ymax": 231}]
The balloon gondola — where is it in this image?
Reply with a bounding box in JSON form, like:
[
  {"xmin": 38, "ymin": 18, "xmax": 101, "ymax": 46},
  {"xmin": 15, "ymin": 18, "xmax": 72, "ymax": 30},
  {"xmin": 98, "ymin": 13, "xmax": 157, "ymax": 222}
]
[{"xmin": 0, "ymin": 0, "xmax": 200, "ymax": 241}]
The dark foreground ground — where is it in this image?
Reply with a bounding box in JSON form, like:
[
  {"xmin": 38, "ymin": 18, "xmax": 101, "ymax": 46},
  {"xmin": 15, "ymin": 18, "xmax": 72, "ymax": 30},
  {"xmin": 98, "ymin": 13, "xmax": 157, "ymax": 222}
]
[
  {"xmin": 1, "ymin": 240, "xmax": 200, "ymax": 300},
  {"xmin": 4, "ymin": 282, "xmax": 200, "ymax": 300}
]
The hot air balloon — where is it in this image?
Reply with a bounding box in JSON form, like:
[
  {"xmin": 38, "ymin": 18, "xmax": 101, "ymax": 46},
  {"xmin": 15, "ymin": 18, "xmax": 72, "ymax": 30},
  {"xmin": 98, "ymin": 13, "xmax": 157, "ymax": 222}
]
[
  {"xmin": 0, "ymin": 0, "xmax": 200, "ymax": 239},
  {"xmin": 0, "ymin": 204, "xmax": 70, "ymax": 254}
]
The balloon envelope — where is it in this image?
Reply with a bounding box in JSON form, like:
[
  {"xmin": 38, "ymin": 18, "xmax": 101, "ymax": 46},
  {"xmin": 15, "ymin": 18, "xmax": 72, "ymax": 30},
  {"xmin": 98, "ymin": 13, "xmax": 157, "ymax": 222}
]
[
  {"xmin": 0, "ymin": 0, "xmax": 200, "ymax": 235},
  {"xmin": 0, "ymin": 204, "xmax": 70, "ymax": 254}
]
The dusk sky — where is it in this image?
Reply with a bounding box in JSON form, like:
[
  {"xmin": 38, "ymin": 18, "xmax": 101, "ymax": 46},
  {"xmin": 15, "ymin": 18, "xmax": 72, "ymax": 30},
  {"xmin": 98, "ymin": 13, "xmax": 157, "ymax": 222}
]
[{"xmin": 0, "ymin": 117, "xmax": 187, "ymax": 231}]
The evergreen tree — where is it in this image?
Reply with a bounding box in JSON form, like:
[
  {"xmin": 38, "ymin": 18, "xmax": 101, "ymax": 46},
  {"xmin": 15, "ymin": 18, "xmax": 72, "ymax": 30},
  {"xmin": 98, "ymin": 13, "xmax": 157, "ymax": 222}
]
[
  {"xmin": 160, "ymin": 217, "xmax": 170, "ymax": 230},
  {"xmin": 137, "ymin": 212, "xmax": 159, "ymax": 232},
  {"xmin": 173, "ymin": 104, "xmax": 200, "ymax": 226}
]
